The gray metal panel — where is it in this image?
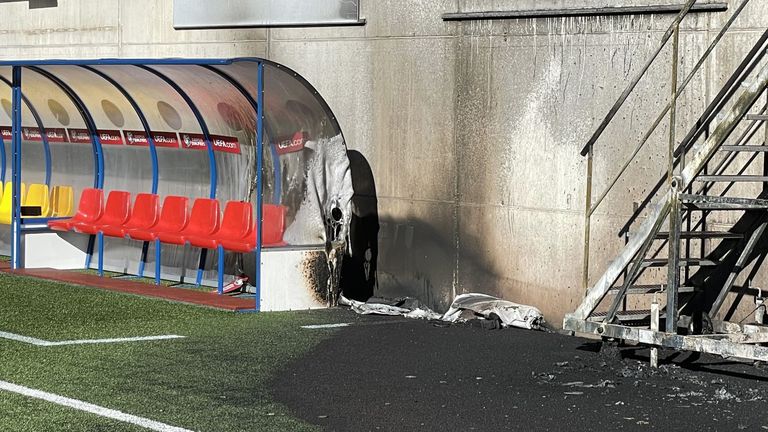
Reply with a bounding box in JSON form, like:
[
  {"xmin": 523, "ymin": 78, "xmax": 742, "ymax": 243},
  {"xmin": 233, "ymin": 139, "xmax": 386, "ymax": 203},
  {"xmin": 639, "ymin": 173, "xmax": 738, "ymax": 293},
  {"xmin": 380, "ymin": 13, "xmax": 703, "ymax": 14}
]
[{"xmin": 173, "ymin": 0, "xmax": 360, "ymax": 29}]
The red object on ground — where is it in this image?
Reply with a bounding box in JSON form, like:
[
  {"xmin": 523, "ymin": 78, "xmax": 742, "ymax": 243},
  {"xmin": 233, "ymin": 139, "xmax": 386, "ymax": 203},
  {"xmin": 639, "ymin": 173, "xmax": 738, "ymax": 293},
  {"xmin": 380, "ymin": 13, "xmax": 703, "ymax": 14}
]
[
  {"xmin": 220, "ymin": 274, "xmax": 250, "ymax": 294},
  {"xmin": 48, "ymin": 188, "xmax": 104, "ymax": 232},
  {"xmin": 157, "ymin": 198, "xmax": 219, "ymax": 245},
  {"xmin": 187, "ymin": 200, "xmax": 252, "ymax": 249},
  {"xmin": 126, "ymin": 195, "xmax": 189, "ymax": 241},
  {"xmin": 219, "ymin": 204, "xmax": 286, "ymax": 252},
  {"xmin": 73, "ymin": 190, "xmax": 131, "ymax": 235},
  {"xmin": 101, "ymin": 193, "xmax": 160, "ymax": 238}
]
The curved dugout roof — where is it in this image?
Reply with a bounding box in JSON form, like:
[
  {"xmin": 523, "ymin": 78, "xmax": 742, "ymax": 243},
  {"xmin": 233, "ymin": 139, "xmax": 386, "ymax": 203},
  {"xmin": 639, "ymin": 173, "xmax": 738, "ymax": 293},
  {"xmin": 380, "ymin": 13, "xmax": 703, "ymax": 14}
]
[{"xmin": 0, "ymin": 58, "xmax": 350, "ymax": 253}]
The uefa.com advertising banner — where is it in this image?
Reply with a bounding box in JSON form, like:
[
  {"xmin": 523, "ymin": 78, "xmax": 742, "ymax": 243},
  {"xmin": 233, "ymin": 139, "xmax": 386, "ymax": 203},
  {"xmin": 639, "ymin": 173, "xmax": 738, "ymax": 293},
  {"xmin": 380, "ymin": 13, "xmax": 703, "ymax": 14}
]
[{"xmin": 0, "ymin": 127, "xmax": 242, "ymax": 155}]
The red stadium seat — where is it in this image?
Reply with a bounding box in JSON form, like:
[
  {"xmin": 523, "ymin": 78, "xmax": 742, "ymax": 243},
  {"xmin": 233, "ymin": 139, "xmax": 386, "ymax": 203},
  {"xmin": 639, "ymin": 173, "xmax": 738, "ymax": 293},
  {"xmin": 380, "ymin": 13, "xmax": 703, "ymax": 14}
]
[
  {"xmin": 126, "ymin": 195, "xmax": 188, "ymax": 241},
  {"xmin": 101, "ymin": 193, "xmax": 160, "ymax": 238},
  {"xmin": 73, "ymin": 190, "xmax": 131, "ymax": 235},
  {"xmin": 218, "ymin": 204, "xmax": 286, "ymax": 252},
  {"xmin": 48, "ymin": 188, "xmax": 104, "ymax": 232},
  {"xmin": 157, "ymin": 198, "xmax": 219, "ymax": 245},
  {"xmin": 262, "ymin": 204, "xmax": 286, "ymax": 246},
  {"xmin": 187, "ymin": 200, "xmax": 252, "ymax": 249}
]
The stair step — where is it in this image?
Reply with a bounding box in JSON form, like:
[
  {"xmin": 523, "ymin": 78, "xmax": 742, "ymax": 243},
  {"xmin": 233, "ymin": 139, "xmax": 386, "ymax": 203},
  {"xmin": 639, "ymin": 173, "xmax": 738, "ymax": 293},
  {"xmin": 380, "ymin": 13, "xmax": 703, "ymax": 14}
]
[
  {"xmin": 681, "ymin": 194, "xmax": 768, "ymax": 210},
  {"xmin": 589, "ymin": 309, "xmax": 658, "ymax": 322},
  {"xmin": 720, "ymin": 145, "xmax": 768, "ymax": 152},
  {"xmin": 696, "ymin": 175, "xmax": 768, "ymax": 183},
  {"xmin": 641, "ymin": 258, "xmax": 718, "ymax": 268},
  {"xmin": 608, "ymin": 284, "xmax": 696, "ymax": 295},
  {"xmin": 655, "ymin": 231, "xmax": 743, "ymax": 240}
]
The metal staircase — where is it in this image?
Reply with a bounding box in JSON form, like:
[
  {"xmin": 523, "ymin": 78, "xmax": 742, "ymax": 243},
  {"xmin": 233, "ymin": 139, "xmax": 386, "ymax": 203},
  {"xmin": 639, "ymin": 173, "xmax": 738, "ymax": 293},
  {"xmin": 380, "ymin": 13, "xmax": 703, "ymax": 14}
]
[{"xmin": 564, "ymin": 0, "xmax": 768, "ymax": 362}]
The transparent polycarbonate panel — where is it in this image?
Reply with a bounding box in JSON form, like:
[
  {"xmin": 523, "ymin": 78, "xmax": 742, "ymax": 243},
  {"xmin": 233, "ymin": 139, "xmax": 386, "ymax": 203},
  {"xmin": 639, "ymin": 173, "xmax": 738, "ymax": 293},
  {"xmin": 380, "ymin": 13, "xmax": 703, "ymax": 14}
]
[
  {"xmin": 90, "ymin": 65, "xmax": 211, "ymax": 200},
  {"xmin": 14, "ymin": 68, "xmax": 95, "ymax": 198},
  {"xmin": 0, "ymin": 75, "xmax": 10, "ymax": 255},
  {"xmin": 148, "ymin": 65, "xmax": 260, "ymax": 283},
  {"xmin": 174, "ymin": 0, "xmax": 360, "ymax": 28},
  {"xmin": 152, "ymin": 65, "xmax": 257, "ymax": 205},
  {"xmin": 213, "ymin": 63, "xmax": 280, "ymax": 211},
  {"xmin": 88, "ymin": 65, "xmax": 213, "ymax": 278},
  {"xmin": 0, "ymin": 71, "xmax": 62, "ymax": 188},
  {"xmin": 0, "ymin": 74, "xmax": 11, "ymax": 187},
  {"xmin": 39, "ymin": 66, "xmax": 152, "ymax": 195}
]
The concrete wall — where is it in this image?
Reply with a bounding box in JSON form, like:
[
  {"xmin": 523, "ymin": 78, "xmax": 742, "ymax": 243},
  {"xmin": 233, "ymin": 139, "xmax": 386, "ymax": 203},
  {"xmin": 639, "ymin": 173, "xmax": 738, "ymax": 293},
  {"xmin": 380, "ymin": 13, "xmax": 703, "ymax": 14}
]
[{"xmin": 0, "ymin": 0, "xmax": 766, "ymax": 324}]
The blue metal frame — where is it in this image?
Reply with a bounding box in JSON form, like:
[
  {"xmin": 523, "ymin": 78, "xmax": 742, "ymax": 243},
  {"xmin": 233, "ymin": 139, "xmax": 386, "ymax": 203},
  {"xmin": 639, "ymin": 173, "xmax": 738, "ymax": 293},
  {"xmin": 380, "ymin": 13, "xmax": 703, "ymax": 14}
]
[
  {"xmin": 79, "ymin": 65, "xmax": 159, "ymax": 277},
  {"xmin": 10, "ymin": 67, "xmax": 22, "ymax": 269},
  {"xmin": 0, "ymin": 76, "xmax": 52, "ymax": 187},
  {"xmin": 134, "ymin": 65, "xmax": 218, "ymax": 286},
  {"xmin": 255, "ymin": 61, "xmax": 265, "ymax": 311}
]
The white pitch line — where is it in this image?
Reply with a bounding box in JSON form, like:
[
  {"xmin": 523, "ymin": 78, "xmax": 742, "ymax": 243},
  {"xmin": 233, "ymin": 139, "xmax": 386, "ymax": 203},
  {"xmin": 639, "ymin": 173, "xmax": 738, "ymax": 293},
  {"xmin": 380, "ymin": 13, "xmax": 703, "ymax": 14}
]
[
  {"xmin": 0, "ymin": 331, "xmax": 185, "ymax": 347},
  {"xmin": 45, "ymin": 335, "xmax": 186, "ymax": 346},
  {"xmin": 0, "ymin": 380, "xmax": 193, "ymax": 432},
  {"xmin": 0, "ymin": 331, "xmax": 48, "ymax": 345},
  {"xmin": 301, "ymin": 323, "xmax": 351, "ymax": 329}
]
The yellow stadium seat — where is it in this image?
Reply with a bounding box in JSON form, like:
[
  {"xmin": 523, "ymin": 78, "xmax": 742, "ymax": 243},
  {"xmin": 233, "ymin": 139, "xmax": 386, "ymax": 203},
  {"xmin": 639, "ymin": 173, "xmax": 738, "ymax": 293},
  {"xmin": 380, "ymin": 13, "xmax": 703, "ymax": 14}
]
[
  {"xmin": 0, "ymin": 182, "xmax": 26, "ymax": 224},
  {"xmin": 24, "ymin": 183, "xmax": 50, "ymax": 217},
  {"xmin": 50, "ymin": 185, "xmax": 74, "ymax": 217}
]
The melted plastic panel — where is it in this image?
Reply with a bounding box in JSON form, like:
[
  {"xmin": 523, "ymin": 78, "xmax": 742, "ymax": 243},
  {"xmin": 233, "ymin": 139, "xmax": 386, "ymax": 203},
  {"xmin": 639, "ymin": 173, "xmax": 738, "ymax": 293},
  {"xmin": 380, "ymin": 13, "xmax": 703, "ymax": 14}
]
[{"xmin": 260, "ymin": 63, "xmax": 352, "ymax": 247}]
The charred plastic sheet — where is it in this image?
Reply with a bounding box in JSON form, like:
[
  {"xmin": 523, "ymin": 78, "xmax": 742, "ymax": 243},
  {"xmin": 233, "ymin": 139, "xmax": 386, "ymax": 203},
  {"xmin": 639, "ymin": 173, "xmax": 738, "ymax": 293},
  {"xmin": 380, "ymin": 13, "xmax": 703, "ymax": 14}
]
[{"xmin": 340, "ymin": 292, "xmax": 544, "ymax": 330}]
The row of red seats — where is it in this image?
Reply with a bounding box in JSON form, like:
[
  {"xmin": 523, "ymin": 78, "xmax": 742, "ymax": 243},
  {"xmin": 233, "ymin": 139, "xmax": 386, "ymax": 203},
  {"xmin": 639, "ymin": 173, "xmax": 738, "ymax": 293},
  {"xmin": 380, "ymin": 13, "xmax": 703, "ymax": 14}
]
[{"xmin": 49, "ymin": 188, "xmax": 286, "ymax": 253}]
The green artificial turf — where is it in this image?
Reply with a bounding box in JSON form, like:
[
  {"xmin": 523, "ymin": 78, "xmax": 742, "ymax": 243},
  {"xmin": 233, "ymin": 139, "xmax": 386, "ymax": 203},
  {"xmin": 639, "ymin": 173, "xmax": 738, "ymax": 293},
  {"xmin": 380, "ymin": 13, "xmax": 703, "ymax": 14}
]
[{"xmin": 0, "ymin": 272, "xmax": 347, "ymax": 431}]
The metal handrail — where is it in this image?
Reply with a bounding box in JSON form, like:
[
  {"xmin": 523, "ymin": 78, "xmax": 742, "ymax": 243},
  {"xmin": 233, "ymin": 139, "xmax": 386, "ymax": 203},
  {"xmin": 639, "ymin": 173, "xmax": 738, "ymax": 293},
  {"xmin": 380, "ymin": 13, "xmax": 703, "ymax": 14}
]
[
  {"xmin": 579, "ymin": 0, "xmax": 699, "ymax": 156},
  {"xmin": 588, "ymin": 0, "xmax": 757, "ymax": 219}
]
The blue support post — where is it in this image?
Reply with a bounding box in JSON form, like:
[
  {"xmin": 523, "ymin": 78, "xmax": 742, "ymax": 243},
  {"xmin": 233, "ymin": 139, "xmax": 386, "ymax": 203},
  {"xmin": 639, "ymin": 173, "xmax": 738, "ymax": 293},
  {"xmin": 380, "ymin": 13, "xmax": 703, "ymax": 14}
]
[
  {"xmin": 196, "ymin": 249, "xmax": 208, "ymax": 287},
  {"xmin": 217, "ymin": 245, "xmax": 224, "ymax": 294},
  {"xmin": 97, "ymin": 232, "xmax": 104, "ymax": 276},
  {"xmin": 84, "ymin": 236, "xmax": 94, "ymax": 269},
  {"xmin": 138, "ymin": 242, "xmax": 149, "ymax": 277},
  {"xmin": 10, "ymin": 67, "xmax": 22, "ymax": 270},
  {"xmin": 154, "ymin": 239, "xmax": 161, "ymax": 285},
  {"xmin": 254, "ymin": 61, "xmax": 265, "ymax": 312}
]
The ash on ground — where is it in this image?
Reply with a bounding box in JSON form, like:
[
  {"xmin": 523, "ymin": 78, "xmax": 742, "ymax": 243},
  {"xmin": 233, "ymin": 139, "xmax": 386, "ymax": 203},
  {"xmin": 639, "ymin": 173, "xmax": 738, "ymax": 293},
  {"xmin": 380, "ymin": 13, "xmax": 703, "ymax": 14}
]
[{"xmin": 535, "ymin": 341, "xmax": 768, "ymax": 408}]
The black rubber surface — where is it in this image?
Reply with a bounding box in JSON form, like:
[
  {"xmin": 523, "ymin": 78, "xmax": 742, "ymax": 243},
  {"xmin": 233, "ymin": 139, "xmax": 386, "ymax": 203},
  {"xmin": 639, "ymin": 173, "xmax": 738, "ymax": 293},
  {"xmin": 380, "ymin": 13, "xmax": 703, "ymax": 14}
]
[{"xmin": 273, "ymin": 312, "xmax": 768, "ymax": 431}]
